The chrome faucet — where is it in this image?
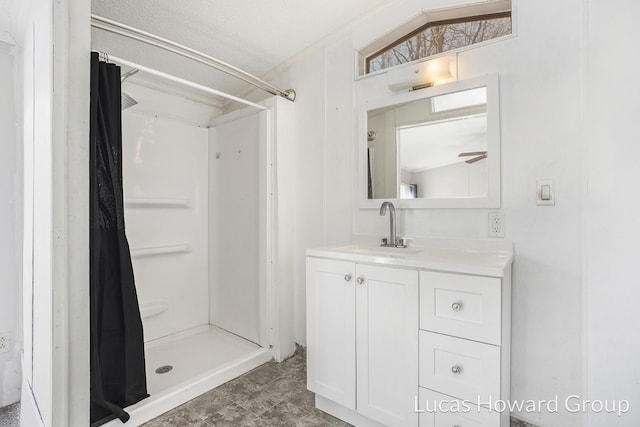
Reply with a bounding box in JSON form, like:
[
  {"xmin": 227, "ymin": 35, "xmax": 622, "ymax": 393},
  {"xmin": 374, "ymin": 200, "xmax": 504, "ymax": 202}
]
[{"xmin": 379, "ymin": 201, "xmax": 406, "ymax": 247}]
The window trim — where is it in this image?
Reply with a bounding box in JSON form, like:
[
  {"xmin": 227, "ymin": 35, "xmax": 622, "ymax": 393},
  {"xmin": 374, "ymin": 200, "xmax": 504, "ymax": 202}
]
[{"xmin": 365, "ymin": 11, "xmax": 512, "ymax": 74}]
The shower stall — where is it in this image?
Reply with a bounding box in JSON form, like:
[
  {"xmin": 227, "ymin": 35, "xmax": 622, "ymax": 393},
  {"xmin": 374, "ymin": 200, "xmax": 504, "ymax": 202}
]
[
  {"xmin": 90, "ymin": 46, "xmax": 294, "ymax": 425},
  {"xmin": 94, "ymin": 78, "xmax": 276, "ymax": 426}
]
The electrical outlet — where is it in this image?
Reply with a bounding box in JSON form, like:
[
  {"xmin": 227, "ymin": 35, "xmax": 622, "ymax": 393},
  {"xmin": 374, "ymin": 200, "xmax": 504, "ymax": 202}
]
[
  {"xmin": 488, "ymin": 212, "xmax": 505, "ymax": 238},
  {"xmin": 0, "ymin": 332, "xmax": 11, "ymax": 354}
]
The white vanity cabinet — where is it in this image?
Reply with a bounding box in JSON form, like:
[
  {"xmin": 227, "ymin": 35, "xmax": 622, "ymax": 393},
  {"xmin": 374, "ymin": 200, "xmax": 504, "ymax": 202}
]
[
  {"xmin": 418, "ymin": 269, "xmax": 511, "ymax": 427},
  {"xmin": 306, "ymin": 240, "xmax": 512, "ymax": 427},
  {"xmin": 306, "ymin": 257, "xmax": 419, "ymax": 427},
  {"xmin": 305, "ymin": 258, "xmax": 356, "ymax": 410}
]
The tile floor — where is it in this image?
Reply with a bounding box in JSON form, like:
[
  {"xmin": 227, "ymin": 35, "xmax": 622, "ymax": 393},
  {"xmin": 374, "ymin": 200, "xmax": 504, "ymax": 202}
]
[
  {"xmin": 0, "ymin": 402, "xmax": 20, "ymax": 427},
  {"xmin": 0, "ymin": 349, "xmax": 539, "ymax": 427},
  {"xmin": 143, "ymin": 346, "xmax": 347, "ymax": 427},
  {"xmin": 510, "ymin": 417, "xmax": 537, "ymax": 427},
  {"xmin": 144, "ymin": 346, "xmax": 538, "ymax": 427}
]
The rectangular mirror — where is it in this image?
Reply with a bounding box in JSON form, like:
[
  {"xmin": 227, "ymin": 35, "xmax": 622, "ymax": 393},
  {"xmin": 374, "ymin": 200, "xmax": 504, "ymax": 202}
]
[{"xmin": 359, "ymin": 74, "xmax": 500, "ymax": 208}]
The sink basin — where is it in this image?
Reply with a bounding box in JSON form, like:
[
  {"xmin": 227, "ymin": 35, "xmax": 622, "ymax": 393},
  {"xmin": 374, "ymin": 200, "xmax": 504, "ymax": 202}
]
[
  {"xmin": 307, "ymin": 238, "xmax": 514, "ymax": 277},
  {"xmin": 335, "ymin": 244, "xmax": 423, "ymax": 258}
]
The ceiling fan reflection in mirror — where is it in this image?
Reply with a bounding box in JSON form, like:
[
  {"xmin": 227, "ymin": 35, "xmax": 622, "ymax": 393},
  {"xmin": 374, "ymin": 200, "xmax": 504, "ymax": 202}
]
[{"xmin": 458, "ymin": 151, "xmax": 487, "ymax": 164}]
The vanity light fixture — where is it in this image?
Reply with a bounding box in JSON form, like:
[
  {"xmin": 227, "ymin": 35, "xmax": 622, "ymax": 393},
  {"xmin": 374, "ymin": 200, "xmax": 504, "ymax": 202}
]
[{"xmin": 387, "ymin": 55, "xmax": 456, "ymax": 92}]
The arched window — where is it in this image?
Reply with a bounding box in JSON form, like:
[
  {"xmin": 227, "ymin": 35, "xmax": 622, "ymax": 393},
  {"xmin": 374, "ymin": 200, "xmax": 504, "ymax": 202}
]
[{"xmin": 361, "ymin": 1, "xmax": 513, "ymax": 75}]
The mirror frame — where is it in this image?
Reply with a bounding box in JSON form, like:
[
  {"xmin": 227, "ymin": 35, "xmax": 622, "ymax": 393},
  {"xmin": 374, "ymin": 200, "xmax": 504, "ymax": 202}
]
[{"xmin": 358, "ymin": 74, "xmax": 501, "ymax": 209}]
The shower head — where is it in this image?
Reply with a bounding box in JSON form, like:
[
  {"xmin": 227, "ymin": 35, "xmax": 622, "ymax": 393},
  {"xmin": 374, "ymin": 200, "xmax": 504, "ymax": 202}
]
[
  {"xmin": 121, "ymin": 68, "xmax": 139, "ymax": 111},
  {"xmin": 121, "ymin": 92, "xmax": 138, "ymax": 110}
]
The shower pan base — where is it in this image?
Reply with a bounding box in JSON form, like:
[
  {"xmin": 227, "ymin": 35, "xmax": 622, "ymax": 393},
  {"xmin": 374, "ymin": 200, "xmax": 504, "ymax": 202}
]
[{"xmin": 102, "ymin": 325, "xmax": 271, "ymax": 426}]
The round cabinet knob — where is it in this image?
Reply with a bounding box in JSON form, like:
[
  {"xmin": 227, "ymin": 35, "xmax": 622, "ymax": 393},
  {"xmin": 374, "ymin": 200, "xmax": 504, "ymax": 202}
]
[
  {"xmin": 356, "ymin": 277, "xmax": 365, "ymax": 285},
  {"xmin": 344, "ymin": 274, "xmax": 352, "ymax": 282},
  {"xmin": 451, "ymin": 365, "xmax": 463, "ymax": 375},
  {"xmin": 451, "ymin": 302, "xmax": 463, "ymax": 312}
]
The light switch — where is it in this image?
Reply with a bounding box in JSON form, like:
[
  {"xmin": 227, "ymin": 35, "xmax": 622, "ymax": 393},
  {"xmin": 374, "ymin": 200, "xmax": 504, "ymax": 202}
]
[
  {"xmin": 536, "ymin": 179, "xmax": 555, "ymax": 206},
  {"xmin": 541, "ymin": 184, "xmax": 551, "ymax": 200}
]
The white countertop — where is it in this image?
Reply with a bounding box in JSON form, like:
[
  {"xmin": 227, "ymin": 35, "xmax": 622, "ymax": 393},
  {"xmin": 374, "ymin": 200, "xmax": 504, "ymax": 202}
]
[{"xmin": 306, "ymin": 236, "xmax": 513, "ymax": 277}]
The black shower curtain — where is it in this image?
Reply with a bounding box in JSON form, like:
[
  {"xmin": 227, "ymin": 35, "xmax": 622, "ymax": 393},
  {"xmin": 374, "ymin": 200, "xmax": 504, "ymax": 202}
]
[{"xmin": 89, "ymin": 52, "xmax": 149, "ymax": 426}]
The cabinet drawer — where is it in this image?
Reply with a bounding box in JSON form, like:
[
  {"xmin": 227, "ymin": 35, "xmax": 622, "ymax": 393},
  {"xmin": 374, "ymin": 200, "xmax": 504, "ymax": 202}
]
[
  {"xmin": 419, "ymin": 388, "xmax": 500, "ymax": 427},
  {"xmin": 419, "ymin": 331, "xmax": 500, "ymax": 403},
  {"xmin": 420, "ymin": 271, "xmax": 501, "ymax": 345}
]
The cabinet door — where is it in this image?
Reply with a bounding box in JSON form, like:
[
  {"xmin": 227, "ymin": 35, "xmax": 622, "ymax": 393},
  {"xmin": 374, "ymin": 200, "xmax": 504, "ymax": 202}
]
[
  {"xmin": 356, "ymin": 264, "xmax": 419, "ymax": 427},
  {"xmin": 306, "ymin": 257, "xmax": 356, "ymax": 409}
]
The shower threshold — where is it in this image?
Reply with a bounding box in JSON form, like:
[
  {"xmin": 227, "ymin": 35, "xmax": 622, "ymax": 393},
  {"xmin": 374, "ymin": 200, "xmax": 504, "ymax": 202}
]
[{"xmin": 102, "ymin": 325, "xmax": 271, "ymax": 426}]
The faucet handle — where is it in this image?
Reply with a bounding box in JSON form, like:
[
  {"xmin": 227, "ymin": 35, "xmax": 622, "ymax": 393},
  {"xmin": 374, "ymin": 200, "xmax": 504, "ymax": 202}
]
[
  {"xmin": 380, "ymin": 237, "xmax": 388, "ymax": 247},
  {"xmin": 395, "ymin": 237, "xmax": 408, "ymax": 248}
]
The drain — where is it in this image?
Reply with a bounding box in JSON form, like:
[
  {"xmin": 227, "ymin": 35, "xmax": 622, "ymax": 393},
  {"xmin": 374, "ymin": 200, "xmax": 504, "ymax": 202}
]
[{"xmin": 155, "ymin": 365, "xmax": 173, "ymax": 374}]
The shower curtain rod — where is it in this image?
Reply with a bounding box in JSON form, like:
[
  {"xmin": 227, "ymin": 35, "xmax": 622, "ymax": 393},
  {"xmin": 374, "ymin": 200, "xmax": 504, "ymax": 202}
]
[
  {"xmin": 91, "ymin": 14, "xmax": 296, "ymax": 102},
  {"xmin": 105, "ymin": 54, "xmax": 268, "ymax": 111}
]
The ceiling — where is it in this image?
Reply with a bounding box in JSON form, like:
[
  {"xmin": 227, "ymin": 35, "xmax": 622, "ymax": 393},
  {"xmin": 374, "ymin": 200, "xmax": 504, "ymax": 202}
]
[{"xmin": 91, "ymin": 0, "xmax": 397, "ymax": 106}]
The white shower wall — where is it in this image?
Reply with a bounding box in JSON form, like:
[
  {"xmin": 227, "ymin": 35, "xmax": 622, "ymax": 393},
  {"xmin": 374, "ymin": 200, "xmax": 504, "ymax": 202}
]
[
  {"xmin": 208, "ymin": 110, "xmax": 263, "ymax": 345},
  {"xmin": 121, "ymin": 82, "xmax": 270, "ymax": 349},
  {"xmin": 122, "ymin": 86, "xmax": 212, "ymax": 342}
]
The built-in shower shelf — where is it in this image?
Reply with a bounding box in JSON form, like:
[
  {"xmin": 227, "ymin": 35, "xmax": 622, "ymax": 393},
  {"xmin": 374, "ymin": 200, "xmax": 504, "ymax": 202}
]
[
  {"xmin": 131, "ymin": 244, "xmax": 192, "ymax": 258},
  {"xmin": 140, "ymin": 301, "xmax": 169, "ymax": 319},
  {"xmin": 125, "ymin": 197, "xmax": 191, "ymax": 208}
]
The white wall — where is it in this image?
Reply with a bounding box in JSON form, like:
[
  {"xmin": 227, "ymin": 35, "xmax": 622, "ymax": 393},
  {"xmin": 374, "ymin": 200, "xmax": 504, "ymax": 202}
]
[
  {"xmin": 12, "ymin": 0, "xmax": 91, "ymax": 424},
  {"xmin": 17, "ymin": 1, "xmax": 56, "ymax": 422},
  {"xmin": 261, "ymin": 0, "xmax": 587, "ymax": 425},
  {"xmin": 585, "ymin": 1, "xmax": 640, "ymax": 425},
  {"xmin": 0, "ymin": 38, "xmax": 21, "ymax": 408}
]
